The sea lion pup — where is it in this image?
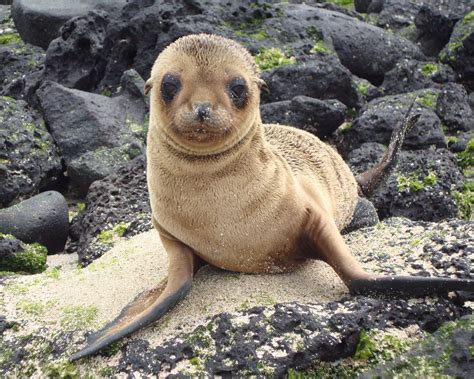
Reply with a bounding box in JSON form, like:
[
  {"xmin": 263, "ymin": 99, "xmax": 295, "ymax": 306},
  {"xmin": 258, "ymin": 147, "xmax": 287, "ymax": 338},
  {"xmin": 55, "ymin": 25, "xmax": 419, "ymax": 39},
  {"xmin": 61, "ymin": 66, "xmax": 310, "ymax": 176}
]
[{"xmin": 70, "ymin": 34, "xmax": 474, "ymax": 360}]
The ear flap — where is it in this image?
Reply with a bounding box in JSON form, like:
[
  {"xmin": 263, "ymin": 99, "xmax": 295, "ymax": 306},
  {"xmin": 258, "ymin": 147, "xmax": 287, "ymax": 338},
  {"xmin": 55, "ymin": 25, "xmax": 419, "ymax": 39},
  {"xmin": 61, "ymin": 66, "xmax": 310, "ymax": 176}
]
[
  {"xmin": 257, "ymin": 78, "xmax": 269, "ymax": 94},
  {"xmin": 144, "ymin": 78, "xmax": 153, "ymax": 95}
]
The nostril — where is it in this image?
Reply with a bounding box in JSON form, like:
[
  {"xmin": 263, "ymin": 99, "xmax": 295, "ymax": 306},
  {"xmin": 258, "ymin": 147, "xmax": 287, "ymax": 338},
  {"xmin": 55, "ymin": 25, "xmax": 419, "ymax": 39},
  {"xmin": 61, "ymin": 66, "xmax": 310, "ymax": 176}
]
[{"xmin": 193, "ymin": 102, "xmax": 211, "ymax": 121}]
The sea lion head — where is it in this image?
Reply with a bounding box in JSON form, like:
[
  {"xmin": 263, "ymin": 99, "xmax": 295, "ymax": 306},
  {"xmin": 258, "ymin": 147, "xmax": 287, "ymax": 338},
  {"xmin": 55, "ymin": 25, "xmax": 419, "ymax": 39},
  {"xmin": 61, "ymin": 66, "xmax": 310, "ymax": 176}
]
[{"xmin": 146, "ymin": 34, "xmax": 264, "ymax": 155}]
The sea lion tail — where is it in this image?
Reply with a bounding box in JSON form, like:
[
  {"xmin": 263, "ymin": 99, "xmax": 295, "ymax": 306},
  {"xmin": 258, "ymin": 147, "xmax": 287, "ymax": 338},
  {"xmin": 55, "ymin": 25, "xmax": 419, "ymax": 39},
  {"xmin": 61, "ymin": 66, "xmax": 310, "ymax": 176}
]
[{"xmin": 356, "ymin": 101, "xmax": 420, "ymax": 197}]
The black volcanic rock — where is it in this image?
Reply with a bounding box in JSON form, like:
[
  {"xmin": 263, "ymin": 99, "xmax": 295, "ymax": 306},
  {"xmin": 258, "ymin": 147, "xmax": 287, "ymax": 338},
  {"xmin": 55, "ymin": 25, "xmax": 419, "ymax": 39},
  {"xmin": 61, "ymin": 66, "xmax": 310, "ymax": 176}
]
[
  {"xmin": 11, "ymin": 0, "xmax": 127, "ymax": 50},
  {"xmin": 37, "ymin": 79, "xmax": 147, "ymax": 194},
  {"xmin": 368, "ymin": 149, "xmax": 464, "ymax": 221},
  {"xmin": 0, "ymin": 191, "xmax": 68, "ymax": 254},
  {"xmin": 260, "ymin": 96, "xmax": 346, "ymax": 138},
  {"xmin": 0, "ymin": 96, "xmax": 62, "ymax": 208},
  {"xmin": 440, "ymin": 10, "xmax": 474, "ymax": 91},
  {"xmin": 69, "ymin": 155, "xmax": 152, "ymax": 265}
]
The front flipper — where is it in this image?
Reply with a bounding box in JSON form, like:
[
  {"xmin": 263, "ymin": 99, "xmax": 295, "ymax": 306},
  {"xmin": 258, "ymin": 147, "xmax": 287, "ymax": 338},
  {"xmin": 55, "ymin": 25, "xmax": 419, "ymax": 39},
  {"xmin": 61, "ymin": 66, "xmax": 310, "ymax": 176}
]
[
  {"xmin": 70, "ymin": 235, "xmax": 199, "ymax": 361},
  {"xmin": 350, "ymin": 276, "xmax": 474, "ymax": 297}
]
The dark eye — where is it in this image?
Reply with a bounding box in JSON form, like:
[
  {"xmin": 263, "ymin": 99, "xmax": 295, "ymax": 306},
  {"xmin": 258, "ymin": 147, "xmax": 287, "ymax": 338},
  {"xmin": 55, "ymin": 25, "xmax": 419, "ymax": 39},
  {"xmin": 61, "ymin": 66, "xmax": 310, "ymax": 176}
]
[
  {"xmin": 228, "ymin": 78, "xmax": 248, "ymax": 108},
  {"xmin": 161, "ymin": 74, "xmax": 181, "ymax": 103}
]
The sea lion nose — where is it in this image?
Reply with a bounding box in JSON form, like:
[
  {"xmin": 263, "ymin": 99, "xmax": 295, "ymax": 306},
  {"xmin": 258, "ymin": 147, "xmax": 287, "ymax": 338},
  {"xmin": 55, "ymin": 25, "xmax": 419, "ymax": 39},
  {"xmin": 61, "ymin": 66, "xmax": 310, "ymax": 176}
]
[{"xmin": 193, "ymin": 102, "xmax": 211, "ymax": 122}]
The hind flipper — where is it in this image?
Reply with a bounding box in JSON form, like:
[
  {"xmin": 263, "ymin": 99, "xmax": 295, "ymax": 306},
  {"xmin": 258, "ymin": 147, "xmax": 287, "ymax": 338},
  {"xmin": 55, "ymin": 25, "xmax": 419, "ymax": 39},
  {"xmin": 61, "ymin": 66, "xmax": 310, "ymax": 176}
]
[
  {"xmin": 70, "ymin": 236, "xmax": 200, "ymax": 361},
  {"xmin": 357, "ymin": 101, "xmax": 421, "ymax": 197},
  {"xmin": 350, "ymin": 276, "xmax": 474, "ymax": 297},
  {"xmin": 305, "ymin": 205, "xmax": 474, "ymax": 297}
]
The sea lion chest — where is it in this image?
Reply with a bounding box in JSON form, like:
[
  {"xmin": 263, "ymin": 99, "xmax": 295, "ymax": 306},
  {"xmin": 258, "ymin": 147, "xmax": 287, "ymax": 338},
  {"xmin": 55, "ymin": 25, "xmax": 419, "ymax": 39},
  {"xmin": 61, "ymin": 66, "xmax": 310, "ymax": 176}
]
[{"xmin": 148, "ymin": 156, "xmax": 310, "ymax": 273}]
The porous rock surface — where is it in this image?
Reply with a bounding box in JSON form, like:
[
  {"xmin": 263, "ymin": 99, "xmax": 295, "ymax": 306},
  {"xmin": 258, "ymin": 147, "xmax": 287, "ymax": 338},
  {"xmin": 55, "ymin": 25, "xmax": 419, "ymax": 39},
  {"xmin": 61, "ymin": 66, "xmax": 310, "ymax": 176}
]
[
  {"xmin": 68, "ymin": 155, "xmax": 152, "ymax": 265},
  {"xmin": 0, "ymin": 96, "xmax": 62, "ymax": 208}
]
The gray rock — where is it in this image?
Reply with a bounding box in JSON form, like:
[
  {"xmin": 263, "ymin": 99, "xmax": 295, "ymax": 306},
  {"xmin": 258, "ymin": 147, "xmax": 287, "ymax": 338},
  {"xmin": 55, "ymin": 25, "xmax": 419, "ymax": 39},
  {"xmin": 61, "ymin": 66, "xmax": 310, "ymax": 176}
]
[
  {"xmin": 43, "ymin": 10, "xmax": 110, "ymax": 91},
  {"xmin": 37, "ymin": 80, "xmax": 147, "ymax": 193},
  {"xmin": 0, "ymin": 191, "xmax": 69, "ymax": 254},
  {"xmin": 354, "ymin": 0, "xmax": 373, "ymax": 13},
  {"xmin": 11, "ymin": 0, "xmax": 127, "ymax": 50},
  {"xmin": 68, "ymin": 155, "xmax": 152, "ymax": 265},
  {"xmin": 369, "ymin": 149, "xmax": 463, "ymax": 221},
  {"xmin": 436, "ymin": 83, "xmax": 474, "ymax": 134},
  {"xmin": 260, "ymin": 96, "xmax": 347, "ymax": 138},
  {"xmin": 261, "ymin": 57, "xmax": 361, "ymax": 109},
  {"xmin": 440, "ymin": 11, "xmax": 474, "ymax": 91},
  {"xmin": 376, "ymin": 0, "xmax": 421, "ymax": 30},
  {"xmin": 347, "ymin": 142, "xmax": 386, "ymax": 174},
  {"xmin": 342, "ymin": 89, "xmax": 446, "ymax": 153},
  {"xmin": 0, "ymin": 96, "xmax": 62, "ymax": 207},
  {"xmin": 380, "ymin": 59, "xmax": 456, "ymax": 96}
]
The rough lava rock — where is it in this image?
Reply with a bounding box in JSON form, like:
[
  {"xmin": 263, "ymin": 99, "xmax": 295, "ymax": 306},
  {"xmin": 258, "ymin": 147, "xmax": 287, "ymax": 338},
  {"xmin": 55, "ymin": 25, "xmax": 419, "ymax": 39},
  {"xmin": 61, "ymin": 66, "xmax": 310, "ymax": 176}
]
[
  {"xmin": 260, "ymin": 96, "xmax": 346, "ymax": 138},
  {"xmin": 0, "ymin": 96, "xmax": 62, "ymax": 207},
  {"xmin": 43, "ymin": 10, "xmax": 110, "ymax": 91},
  {"xmin": 0, "ymin": 191, "xmax": 68, "ymax": 254},
  {"xmin": 436, "ymin": 82, "xmax": 474, "ymax": 134},
  {"xmin": 368, "ymin": 149, "xmax": 464, "ymax": 221},
  {"xmin": 440, "ymin": 10, "xmax": 474, "ymax": 91},
  {"xmin": 69, "ymin": 155, "xmax": 152, "ymax": 265},
  {"xmin": 341, "ymin": 89, "xmax": 446, "ymax": 153},
  {"xmin": 261, "ymin": 56, "xmax": 361, "ymax": 109},
  {"xmin": 37, "ymin": 78, "xmax": 147, "ymax": 193},
  {"xmin": 380, "ymin": 59, "xmax": 456, "ymax": 96},
  {"xmin": 11, "ymin": 0, "xmax": 127, "ymax": 50}
]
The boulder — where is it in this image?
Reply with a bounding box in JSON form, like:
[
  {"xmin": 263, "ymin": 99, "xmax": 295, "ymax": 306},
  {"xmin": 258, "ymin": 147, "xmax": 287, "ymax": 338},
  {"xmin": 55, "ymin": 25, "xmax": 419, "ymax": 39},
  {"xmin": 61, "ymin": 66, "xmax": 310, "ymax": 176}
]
[
  {"xmin": 0, "ymin": 191, "xmax": 69, "ymax": 254},
  {"xmin": 37, "ymin": 79, "xmax": 147, "ymax": 193},
  {"xmin": 11, "ymin": 0, "xmax": 127, "ymax": 50},
  {"xmin": 380, "ymin": 59, "xmax": 456, "ymax": 96},
  {"xmin": 261, "ymin": 57, "xmax": 361, "ymax": 109},
  {"xmin": 0, "ymin": 233, "xmax": 47, "ymax": 274},
  {"xmin": 341, "ymin": 89, "xmax": 446, "ymax": 153},
  {"xmin": 440, "ymin": 11, "xmax": 474, "ymax": 91},
  {"xmin": 368, "ymin": 149, "xmax": 464, "ymax": 221},
  {"xmin": 68, "ymin": 155, "xmax": 152, "ymax": 265},
  {"xmin": 260, "ymin": 96, "xmax": 347, "ymax": 138},
  {"xmin": 0, "ymin": 96, "xmax": 62, "ymax": 207},
  {"xmin": 436, "ymin": 83, "xmax": 474, "ymax": 134},
  {"xmin": 43, "ymin": 10, "xmax": 110, "ymax": 91}
]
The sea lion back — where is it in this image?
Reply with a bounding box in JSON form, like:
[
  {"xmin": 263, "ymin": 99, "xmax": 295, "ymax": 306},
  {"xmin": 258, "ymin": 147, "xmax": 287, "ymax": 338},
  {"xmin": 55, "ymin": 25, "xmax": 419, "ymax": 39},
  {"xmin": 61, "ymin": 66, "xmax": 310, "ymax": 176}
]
[{"xmin": 263, "ymin": 123, "xmax": 358, "ymax": 229}]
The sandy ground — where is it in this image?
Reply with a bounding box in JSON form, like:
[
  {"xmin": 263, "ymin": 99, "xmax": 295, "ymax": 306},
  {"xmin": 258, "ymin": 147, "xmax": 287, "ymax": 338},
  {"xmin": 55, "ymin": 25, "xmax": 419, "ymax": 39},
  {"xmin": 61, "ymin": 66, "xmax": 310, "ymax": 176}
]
[
  {"xmin": 2, "ymin": 229, "xmax": 348, "ymax": 347},
  {"xmin": 2, "ymin": 218, "xmax": 464, "ymax": 351}
]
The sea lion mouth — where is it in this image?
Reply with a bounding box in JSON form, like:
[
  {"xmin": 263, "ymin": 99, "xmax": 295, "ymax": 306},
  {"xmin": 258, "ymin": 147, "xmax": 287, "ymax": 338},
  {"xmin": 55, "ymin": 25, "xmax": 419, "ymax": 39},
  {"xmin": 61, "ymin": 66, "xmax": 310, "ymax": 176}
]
[{"xmin": 173, "ymin": 122, "xmax": 230, "ymax": 142}]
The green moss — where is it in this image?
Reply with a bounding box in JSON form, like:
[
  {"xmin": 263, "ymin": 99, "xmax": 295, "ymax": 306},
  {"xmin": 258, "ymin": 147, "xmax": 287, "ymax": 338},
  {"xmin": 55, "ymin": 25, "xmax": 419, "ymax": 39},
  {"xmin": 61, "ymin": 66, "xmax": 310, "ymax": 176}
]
[
  {"xmin": 190, "ymin": 357, "xmax": 202, "ymax": 368},
  {"xmin": 0, "ymin": 32, "xmax": 22, "ymax": 45},
  {"xmin": 17, "ymin": 301, "xmax": 46, "ymax": 316},
  {"xmin": 357, "ymin": 82, "xmax": 370, "ymax": 96},
  {"xmin": 446, "ymin": 135, "xmax": 459, "ymax": 145},
  {"xmin": 0, "ymin": 242, "xmax": 48, "ymax": 274},
  {"xmin": 453, "ymin": 180, "xmax": 473, "ymax": 220},
  {"xmin": 421, "ymin": 63, "xmax": 439, "ymax": 76},
  {"xmin": 461, "ymin": 10, "xmax": 474, "ymax": 25},
  {"xmin": 340, "ymin": 122, "xmax": 353, "ymax": 134},
  {"xmin": 46, "ymin": 267, "xmax": 61, "ymax": 280},
  {"xmin": 112, "ymin": 222, "xmax": 127, "ymax": 237},
  {"xmin": 457, "ymin": 138, "xmax": 474, "ymax": 170},
  {"xmin": 0, "ymin": 158, "xmax": 9, "ymax": 164},
  {"xmin": 397, "ymin": 171, "xmax": 437, "ymax": 192},
  {"xmin": 101, "ymin": 341, "xmax": 123, "ymax": 357},
  {"xmin": 43, "ymin": 359, "xmax": 80, "ymax": 379},
  {"xmin": 326, "ymin": 0, "xmax": 354, "ymax": 7},
  {"xmin": 99, "ymin": 367, "xmax": 113, "ymax": 376},
  {"xmin": 77, "ymin": 201, "xmax": 86, "ymax": 212},
  {"xmin": 97, "ymin": 222, "xmax": 128, "ymax": 244},
  {"xmin": 415, "ymin": 92, "xmax": 438, "ymax": 109},
  {"xmin": 97, "ymin": 230, "xmax": 114, "ymax": 244},
  {"xmin": 310, "ymin": 40, "xmax": 331, "ymax": 54},
  {"xmin": 60, "ymin": 305, "xmax": 98, "ymax": 331},
  {"xmin": 248, "ymin": 30, "xmax": 269, "ymax": 41},
  {"xmin": 254, "ymin": 47, "xmax": 296, "ymax": 71}
]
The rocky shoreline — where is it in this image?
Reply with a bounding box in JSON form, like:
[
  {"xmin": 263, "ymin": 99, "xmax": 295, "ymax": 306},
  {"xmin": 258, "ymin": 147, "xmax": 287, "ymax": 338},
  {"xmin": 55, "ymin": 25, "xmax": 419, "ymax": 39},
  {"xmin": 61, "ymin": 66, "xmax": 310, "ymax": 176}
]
[{"xmin": 0, "ymin": 0, "xmax": 473, "ymax": 377}]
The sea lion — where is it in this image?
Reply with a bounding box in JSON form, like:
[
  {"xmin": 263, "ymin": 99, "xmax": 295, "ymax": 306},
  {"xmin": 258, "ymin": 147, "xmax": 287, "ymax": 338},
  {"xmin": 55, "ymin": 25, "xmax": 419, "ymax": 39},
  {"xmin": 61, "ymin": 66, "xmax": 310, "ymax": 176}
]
[{"xmin": 70, "ymin": 34, "xmax": 474, "ymax": 361}]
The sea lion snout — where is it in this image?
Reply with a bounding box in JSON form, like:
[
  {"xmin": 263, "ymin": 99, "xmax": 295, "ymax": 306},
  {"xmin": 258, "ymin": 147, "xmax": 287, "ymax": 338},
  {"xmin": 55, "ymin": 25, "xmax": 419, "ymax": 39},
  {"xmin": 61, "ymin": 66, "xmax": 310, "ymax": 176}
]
[{"xmin": 193, "ymin": 102, "xmax": 212, "ymax": 122}]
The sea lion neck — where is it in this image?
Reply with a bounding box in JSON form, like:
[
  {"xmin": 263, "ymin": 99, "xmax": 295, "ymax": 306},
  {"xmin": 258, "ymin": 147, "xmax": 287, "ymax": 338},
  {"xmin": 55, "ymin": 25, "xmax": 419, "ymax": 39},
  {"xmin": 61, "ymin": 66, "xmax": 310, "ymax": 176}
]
[{"xmin": 151, "ymin": 118, "xmax": 267, "ymax": 175}]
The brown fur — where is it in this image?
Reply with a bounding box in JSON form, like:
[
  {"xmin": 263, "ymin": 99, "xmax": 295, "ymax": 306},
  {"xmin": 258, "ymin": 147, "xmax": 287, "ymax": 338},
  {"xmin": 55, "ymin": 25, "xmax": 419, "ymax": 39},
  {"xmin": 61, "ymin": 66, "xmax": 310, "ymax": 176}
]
[{"xmin": 147, "ymin": 34, "xmax": 361, "ymax": 276}]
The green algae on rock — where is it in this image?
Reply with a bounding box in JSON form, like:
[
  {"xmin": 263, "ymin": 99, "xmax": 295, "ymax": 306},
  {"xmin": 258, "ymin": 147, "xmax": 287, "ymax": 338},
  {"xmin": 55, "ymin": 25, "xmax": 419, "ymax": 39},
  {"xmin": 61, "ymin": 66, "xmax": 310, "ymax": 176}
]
[{"xmin": 0, "ymin": 238, "xmax": 47, "ymax": 274}]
